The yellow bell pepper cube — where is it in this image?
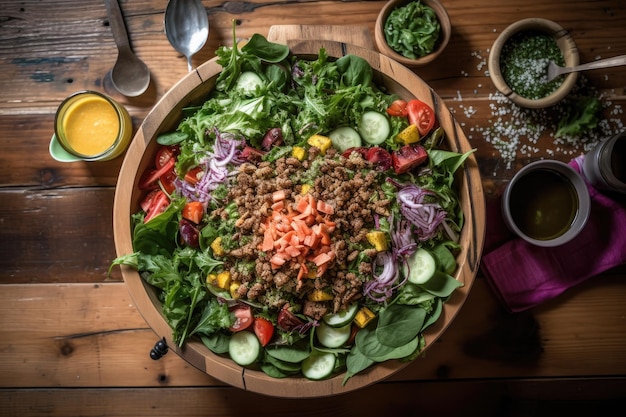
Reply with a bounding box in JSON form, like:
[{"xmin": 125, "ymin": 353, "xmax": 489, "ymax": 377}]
[
  {"xmin": 292, "ymin": 146, "xmax": 307, "ymax": 161},
  {"xmin": 366, "ymin": 231, "xmax": 389, "ymax": 252},
  {"xmin": 301, "ymin": 183, "xmax": 312, "ymax": 195},
  {"xmin": 308, "ymin": 289, "xmax": 334, "ymax": 302},
  {"xmin": 307, "ymin": 134, "xmax": 332, "ymax": 155},
  {"xmin": 207, "ymin": 273, "xmax": 217, "ymax": 287},
  {"xmin": 395, "ymin": 124, "xmax": 421, "ymax": 145},
  {"xmin": 354, "ymin": 307, "xmax": 376, "ymax": 328},
  {"xmin": 215, "ymin": 271, "xmax": 231, "ymax": 290},
  {"xmin": 229, "ymin": 282, "xmax": 240, "ymax": 299},
  {"xmin": 210, "ymin": 237, "xmax": 224, "ymax": 256}
]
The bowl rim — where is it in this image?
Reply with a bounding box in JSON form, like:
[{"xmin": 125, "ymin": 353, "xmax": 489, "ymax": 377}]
[
  {"xmin": 113, "ymin": 39, "xmax": 485, "ymax": 398},
  {"xmin": 374, "ymin": 0, "xmax": 451, "ymax": 67},
  {"xmin": 501, "ymin": 159, "xmax": 591, "ymax": 247},
  {"xmin": 487, "ymin": 17, "xmax": 580, "ymax": 109}
]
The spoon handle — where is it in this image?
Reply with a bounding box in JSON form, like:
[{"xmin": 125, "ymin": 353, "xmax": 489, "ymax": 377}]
[
  {"xmin": 567, "ymin": 54, "xmax": 626, "ymax": 73},
  {"xmin": 104, "ymin": 0, "xmax": 132, "ymax": 53}
]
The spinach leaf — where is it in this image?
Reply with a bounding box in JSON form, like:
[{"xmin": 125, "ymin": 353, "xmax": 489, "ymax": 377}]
[
  {"xmin": 200, "ymin": 332, "xmax": 230, "ymax": 354},
  {"xmin": 265, "ymin": 340, "xmax": 311, "ymax": 363},
  {"xmin": 419, "ymin": 271, "xmax": 463, "ymax": 297},
  {"xmin": 343, "ymin": 346, "xmax": 375, "ymax": 385},
  {"xmin": 556, "ymin": 96, "xmax": 602, "ymax": 138},
  {"xmin": 376, "ymin": 303, "xmax": 427, "ymax": 347},
  {"xmin": 356, "ymin": 326, "xmax": 420, "ymax": 361}
]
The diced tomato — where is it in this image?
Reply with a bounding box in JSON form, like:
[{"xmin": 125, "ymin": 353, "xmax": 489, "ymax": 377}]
[
  {"xmin": 155, "ymin": 145, "xmax": 179, "ymax": 169},
  {"xmin": 341, "ymin": 147, "xmax": 368, "ymax": 159},
  {"xmin": 240, "ymin": 146, "xmax": 266, "ymax": 161},
  {"xmin": 406, "ymin": 99, "xmax": 435, "ymax": 137},
  {"xmin": 365, "ymin": 146, "xmax": 393, "ymax": 171},
  {"xmin": 138, "ymin": 158, "xmax": 175, "ymax": 190},
  {"xmin": 229, "ymin": 304, "xmax": 254, "ymax": 332},
  {"xmin": 253, "ymin": 317, "xmax": 275, "ymax": 346},
  {"xmin": 386, "ymin": 99, "xmax": 408, "ymax": 117},
  {"xmin": 277, "ymin": 307, "xmax": 304, "ymax": 331},
  {"xmin": 182, "ymin": 201, "xmax": 204, "ymax": 224},
  {"xmin": 391, "ymin": 143, "xmax": 429, "ymax": 174},
  {"xmin": 159, "ymin": 168, "xmax": 177, "ymax": 195},
  {"xmin": 144, "ymin": 190, "xmax": 170, "ymax": 223},
  {"xmin": 184, "ymin": 166, "xmax": 204, "ymax": 186}
]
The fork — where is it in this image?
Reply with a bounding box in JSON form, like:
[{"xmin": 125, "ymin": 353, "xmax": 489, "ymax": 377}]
[{"xmin": 547, "ymin": 54, "xmax": 626, "ymax": 82}]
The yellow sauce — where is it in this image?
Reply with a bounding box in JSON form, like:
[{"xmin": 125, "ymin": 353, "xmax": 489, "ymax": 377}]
[{"xmin": 62, "ymin": 95, "xmax": 119, "ymax": 156}]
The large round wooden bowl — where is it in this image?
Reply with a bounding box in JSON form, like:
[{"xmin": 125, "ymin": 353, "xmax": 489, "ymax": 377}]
[{"xmin": 113, "ymin": 38, "xmax": 485, "ymax": 398}]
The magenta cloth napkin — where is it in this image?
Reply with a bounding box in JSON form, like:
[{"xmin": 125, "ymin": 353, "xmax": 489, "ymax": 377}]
[{"xmin": 480, "ymin": 156, "xmax": 626, "ymax": 312}]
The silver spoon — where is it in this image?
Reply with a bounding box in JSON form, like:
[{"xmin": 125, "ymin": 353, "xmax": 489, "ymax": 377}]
[
  {"xmin": 164, "ymin": 0, "xmax": 209, "ymax": 72},
  {"xmin": 104, "ymin": 0, "xmax": 151, "ymax": 96},
  {"xmin": 547, "ymin": 54, "xmax": 626, "ymax": 82}
]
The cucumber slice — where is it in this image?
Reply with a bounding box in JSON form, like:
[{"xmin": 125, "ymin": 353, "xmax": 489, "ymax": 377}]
[
  {"xmin": 358, "ymin": 111, "xmax": 390, "ymax": 145},
  {"xmin": 403, "ymin": 247, "xmax": 437, "ymax": 285},
  {"xmin": 316, "ymin": 322, "xmax": 352, "ymax": 348},
  {"xmin": 236, "ymin": 71, "xmax": 264, "ymax": 94},
  {"xmin": 329, "ymin": 126, "xmax": 362, "ymax": 152},
  {"xmin": 322, "ymin": 303, "xmax": 359, "ymax": 328},
  {"xmin": 229, "ymin": 330, "xmax": 261, "ymax": 366},
  {"xmin": 301, "ymin": 352, "xmax": 336, "ymax": 380}
]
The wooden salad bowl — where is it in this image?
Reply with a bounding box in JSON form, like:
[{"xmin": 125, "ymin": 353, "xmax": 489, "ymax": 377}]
[{"xmin": 113, "ymin": 30, "xmax": 485, "ymax": 398}]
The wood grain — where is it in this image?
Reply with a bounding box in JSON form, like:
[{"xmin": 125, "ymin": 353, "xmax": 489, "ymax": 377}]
[{"xmin": 1, "ymin": 0, "xmax": 625, "ymax": 412}]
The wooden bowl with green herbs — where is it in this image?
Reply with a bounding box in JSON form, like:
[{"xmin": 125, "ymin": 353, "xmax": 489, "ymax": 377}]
[
  {"xmin": 113, "ymin": 31, "xmax": 484, "ymax": 398},
  {"xmin": 488, "ymin": 18, "xmax": 580, "ymax": 109},
  {"xmin": 375, "ymin": 0, "xmax": 451, "ymax": 67}
]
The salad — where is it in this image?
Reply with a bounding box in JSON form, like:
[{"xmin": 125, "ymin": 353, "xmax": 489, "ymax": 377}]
[{"xmin": 111, "ymin": 30, "xmax": 474, "ymax": 384}]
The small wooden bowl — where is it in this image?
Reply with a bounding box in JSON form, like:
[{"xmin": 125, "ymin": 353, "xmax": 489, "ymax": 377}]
[
  {"xmin": 488, "ymin": 18, "xmax": 580, "ymax": 109},
  {"xmin": 113, "ymin": 39, "xmax": 484, "ymax": 398},
  {"xmin": 374, "ymin": 0, "xmax": 451, "ymax": 67}
]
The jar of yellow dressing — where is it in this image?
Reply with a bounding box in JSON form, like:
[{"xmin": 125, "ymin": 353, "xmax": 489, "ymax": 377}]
[{"xmin": 52, "ymin": 91, "xmax": 132, "ymax": 161}]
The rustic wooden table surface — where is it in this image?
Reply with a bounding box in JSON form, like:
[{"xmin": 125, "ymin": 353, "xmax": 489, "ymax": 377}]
[{"xmin": 1, "ymin": 0, "xmax": 625, "ymax": 416}]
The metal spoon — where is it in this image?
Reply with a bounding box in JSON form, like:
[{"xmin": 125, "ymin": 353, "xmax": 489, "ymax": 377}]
[
  {"xmin": 164, "ymin": 0, "xmax": 209, "ymax": 72},
  {"xmin": 104, "ymin": 0, "xmax": 151, "ymax": 96},
  {"xmin": 547, "ymin": 54, "xmax": 626, "ymax": 82}
]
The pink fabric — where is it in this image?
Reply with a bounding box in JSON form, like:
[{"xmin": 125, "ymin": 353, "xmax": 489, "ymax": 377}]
[{"xmin": 480, "ymin": 156, "xmax": 626, "ymax": 312}]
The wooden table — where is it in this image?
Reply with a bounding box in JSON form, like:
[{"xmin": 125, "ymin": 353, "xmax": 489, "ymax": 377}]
[{"xmin": 1, "ymin": 0, "xmax": 625, "ymax": 415}]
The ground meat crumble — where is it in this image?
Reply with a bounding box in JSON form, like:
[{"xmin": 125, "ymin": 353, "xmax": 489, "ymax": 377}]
[{"xmin": 212, "ymin": 148, "xmax": 391, "ymax": 321}]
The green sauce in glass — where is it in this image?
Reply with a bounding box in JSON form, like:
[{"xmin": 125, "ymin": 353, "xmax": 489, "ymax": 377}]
[{"xmin": 500, "ymin": 30, "xmax": 566, "ymax": 100}]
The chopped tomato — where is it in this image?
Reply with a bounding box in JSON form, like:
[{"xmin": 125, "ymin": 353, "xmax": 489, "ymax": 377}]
[
  {"xmin": 277, "ymin": 308, "xmax": 304, "ymax": 331},
  {"xmin": 229, "ymin": 304, "xmax": 254, "ymax": 332},
  {"xmin": 138, "ymin": 158, "xmax": 175, "ymax": 190},
  {"xmin": 341, "ymin": 147, "xmax": 368, "ymax": 159},
  {"xmin": 253, "ymin": 317, "xmax": 275, "ymax": 346},
  {"xmin": 391, "ymin": 143, "xmax": 428, "ymax": 174},
  {"xmin": 406, "ymin": 99, "xmax": 435, "ymax": 137},
  {"xmin": 155, "ymin": 145, "xmax": 179, "ymax": 169},
  {"xmin": 240, "ymin": 146, "xmax": 266, "ymax": 161},
  {"xmin": 365, "ymin": 146, "xmax": 393, "ymax": 171},
  {"xmin": 386, "ymin": 99, "xmax": 408, "ymax": 117},
  {"xmin": 184, "ymin": 166, "xmax": 204, "ymax": 186},
  {"xmin": 159, "ymin": 168, "xmax": 177, "ymax": 195},
  {"xmin": 144, "ymin": 190, "xmax": 170, "ymax": 223},
  {"xmin": 182, "ymin": 201, "xmax": 204, "ymax": 224}
]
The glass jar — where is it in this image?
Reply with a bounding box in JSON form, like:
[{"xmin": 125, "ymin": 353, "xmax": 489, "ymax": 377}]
[
  {"xmin": 582, "ymin": 131, "xmax": 626, "ymax": 195},
  {"xmin": 53, "ymin": 90, "xmax": 132, "ymax": 161}
]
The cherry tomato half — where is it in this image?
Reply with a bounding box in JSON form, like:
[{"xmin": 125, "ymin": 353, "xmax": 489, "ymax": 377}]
[
  {"xmin": 143, "ymin": 190, "xmax": 170, "ymax": 223},
  {"xmin": 406, "ymin": 99, "xmax": 435, "ymax": 137},
  {"xmin": 386, "ymin": 99, "xmax": 408, "ymax": 117},
  {"xmin": 253, "ymin": 317, "xmax": 275, "ymax": 347},
  {"xmin": 229, "ymin": 304, "xmax": 254, "ymax": 332},
  {"xmin": 183, "ymin": 166, "xmax": 204, "ymax": 186},
  {"xmin": 159, "ymin": 168, "xmax": 177, "ymax": 195},
  {"xmin": 155, "ymin": 145, "xmax": 179, "ymax": 169},
  {"xmin": 138, "ymin": 158, "xmax": 175, "ymax": 190}
]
